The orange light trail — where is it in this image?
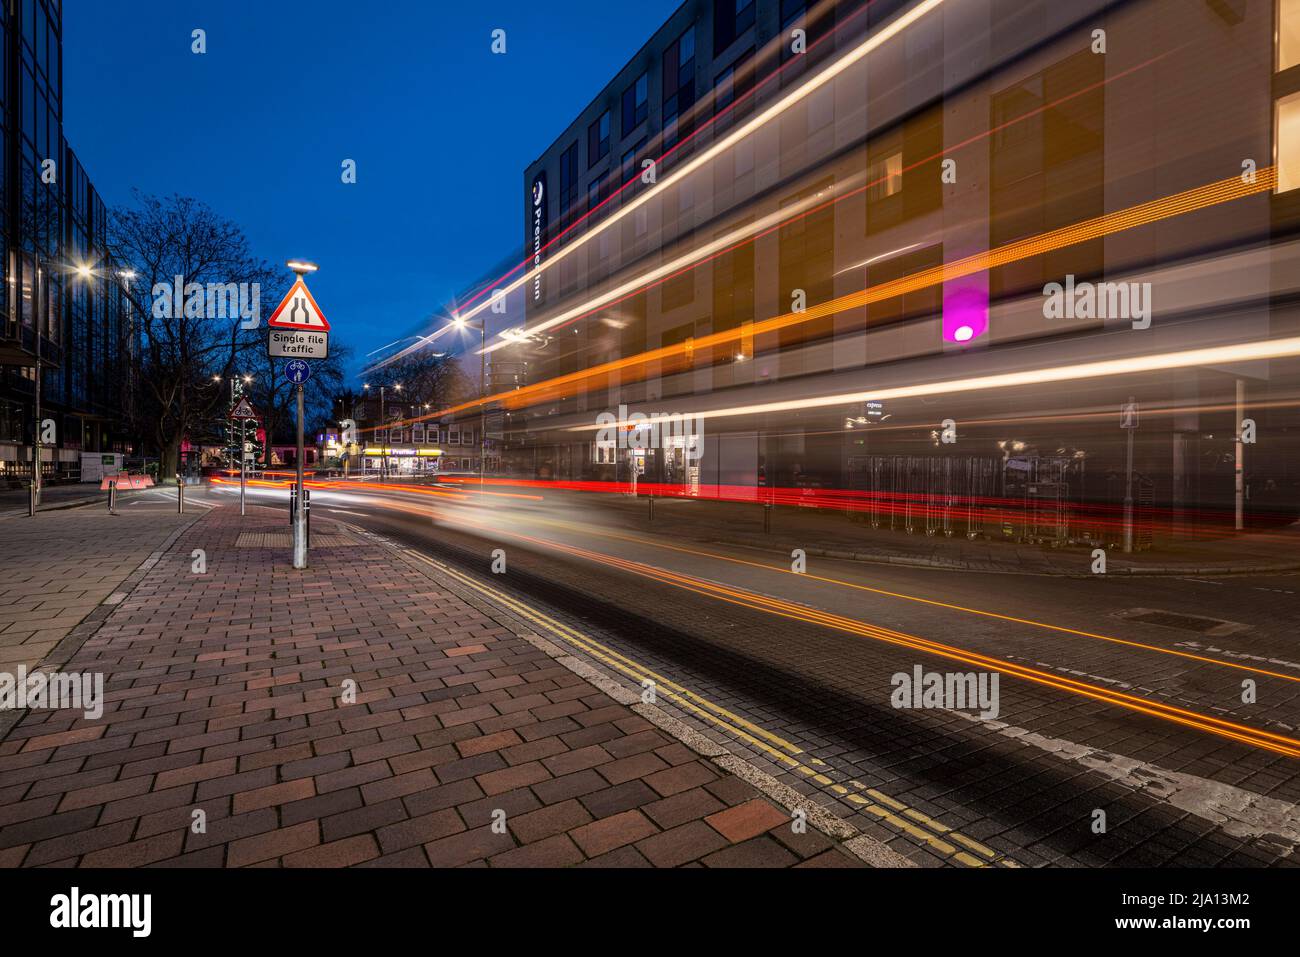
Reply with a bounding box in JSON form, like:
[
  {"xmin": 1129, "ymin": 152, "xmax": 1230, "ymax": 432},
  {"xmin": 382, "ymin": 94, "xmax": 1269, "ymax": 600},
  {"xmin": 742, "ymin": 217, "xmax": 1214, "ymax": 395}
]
[
  {"xmin": 390, "ymin": 165, "xmax": 1276, "ymax": 430},
  {"xmin": 214, "ymin": 480, "xmax": 1300, "ymax": 754},
  {"xmin": 404, "ymin": 504, "xmax": 1300, "ymax": 759},
  {"xmin": 512, "ymin": 514, "xmax": 1300, "ymax": 686}
]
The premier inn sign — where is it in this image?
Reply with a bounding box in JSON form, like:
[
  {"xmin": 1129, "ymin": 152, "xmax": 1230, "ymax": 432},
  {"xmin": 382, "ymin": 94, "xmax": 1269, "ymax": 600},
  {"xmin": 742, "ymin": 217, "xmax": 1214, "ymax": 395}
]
[{"xmin": 268, "ymin": 329, "xmax": 328, "ymax": 358}]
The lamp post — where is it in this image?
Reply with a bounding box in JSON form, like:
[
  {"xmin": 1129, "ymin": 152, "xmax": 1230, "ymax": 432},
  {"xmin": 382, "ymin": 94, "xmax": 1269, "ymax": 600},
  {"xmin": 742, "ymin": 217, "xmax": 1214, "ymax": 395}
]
[
  {"xmin": 214, "ymin": 373, "xmax": 254, "ymax": 513},
  {"xmin": 31, "ymin": 254, "xmax": 46, "ymax": 512},
  {"xmin": 363, "ymin": 382, "xmax": 402, "ymax": 480},
  {"xmin": 452, "ymin": 315, "xmax": 487, "ymax": 491},
  {"xmin": 29, "ymin": 260, "xmax": 98, "ymax": 513}
]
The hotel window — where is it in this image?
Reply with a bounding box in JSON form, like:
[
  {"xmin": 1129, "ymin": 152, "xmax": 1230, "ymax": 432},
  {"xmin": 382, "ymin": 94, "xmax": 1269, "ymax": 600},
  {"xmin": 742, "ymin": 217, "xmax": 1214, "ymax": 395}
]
[
  {"xmin": 1281, "ymin": 0, "xmax": 1300, "ymax": 71},
  {"xmin": 1277, "ymin": 91, "xmax": 1300, "ymax": 191},
  {"xmin": 588, "ymin": 169, "xmax": 609, "ymax": 214},
  {"xmin": 622, "ymin": 73, "xmax": 648, "ymax": 136},
  {"xmin": 559, "ymin": 141, "xmax": 580, "ymax": 216},
  {"xmin": 867, "ymin": 151, "xmax": 903, "ymax": 202},
  {"xmin": 1278, "ymin": 1, "xmax": 1300, "ymax": 190},
  {"xmin": 714, "ymin": 0, "xmax": 755, "ymax": 55},
  {"xmin": 588, "ymin": 111, "xmax": 610, "ymax": 168},
  {"xmin": 780, "ymin": 0, "xmax": 807, "ymax": 66},
  {"xmin": 621, "ymin": 144, "xmax": 639, "ymax": 185},
  {"xmin": 714, "ymin": 47, "xmax": 755, "ymax": 128},
  {"xmin": 663, "ymin": 26, "xmax": 696, "ymax": 148}
]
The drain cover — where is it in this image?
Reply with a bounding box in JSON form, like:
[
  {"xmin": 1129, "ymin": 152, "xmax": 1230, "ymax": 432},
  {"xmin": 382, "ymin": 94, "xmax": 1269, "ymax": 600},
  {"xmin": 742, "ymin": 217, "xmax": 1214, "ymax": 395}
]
[
  {"xmin": 1128, "ymin": 611, "xmax": 1221, "ymax": 632},
  {"xmin": 1115, "ymin": 607, "xmax": 1249, "ymax": 637}
]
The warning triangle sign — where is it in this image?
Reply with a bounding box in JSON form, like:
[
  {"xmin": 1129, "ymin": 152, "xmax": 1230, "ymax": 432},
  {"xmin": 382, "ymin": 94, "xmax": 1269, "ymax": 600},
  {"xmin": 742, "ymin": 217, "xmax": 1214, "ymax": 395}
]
[
  {"xmin": 267, "ymin": 278, "xmax": 331, "ymax": 331},
  {"xmin": 230, "ymin": 398, "xmax": 257, "ymax": 419}
]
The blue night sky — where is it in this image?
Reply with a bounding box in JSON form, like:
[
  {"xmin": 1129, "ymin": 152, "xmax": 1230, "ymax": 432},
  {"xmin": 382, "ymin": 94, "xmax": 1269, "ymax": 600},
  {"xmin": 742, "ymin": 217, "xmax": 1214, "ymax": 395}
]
[{"xmin": 63, "ymin": 0, "xmax": 678, "ymax": 380}]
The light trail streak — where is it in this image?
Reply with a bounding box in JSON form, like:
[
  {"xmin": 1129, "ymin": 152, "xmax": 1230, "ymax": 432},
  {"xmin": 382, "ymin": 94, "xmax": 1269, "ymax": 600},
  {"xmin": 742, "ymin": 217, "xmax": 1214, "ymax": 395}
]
[
  {"xmin": 250, "ymin": 478, "xmax": 1300, "ymax": 758},
  {"xmin": 488, "ymin": 511, "xmax": 1300, "ymax": 686},
  {"xmin": 424, "ymin": 511, "xmax": 1300, "ymax": 759},
  {"xmin": 439, "ymin": 0, "xmax": 950, "ymax": 352},
  {"xmin": 392, "ymin": 165, "xmax": 1275, "ymax": 431}
]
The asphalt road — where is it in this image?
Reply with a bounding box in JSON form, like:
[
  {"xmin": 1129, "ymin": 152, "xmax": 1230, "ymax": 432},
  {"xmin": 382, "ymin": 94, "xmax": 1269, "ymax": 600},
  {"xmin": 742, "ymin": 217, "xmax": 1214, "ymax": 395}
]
[{"xmin": 213, "ymin": 480, "xmax": 1300, "ymax": 868}]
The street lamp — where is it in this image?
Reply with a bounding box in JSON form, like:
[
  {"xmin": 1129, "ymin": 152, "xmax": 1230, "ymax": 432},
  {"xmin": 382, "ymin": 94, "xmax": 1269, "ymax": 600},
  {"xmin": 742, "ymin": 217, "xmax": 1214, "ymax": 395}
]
[
  {"xmin": 214, "ymin": 373, "xmax": 256, "ymax": 514},
  {"xmin": 363, "ymin": 382, "xmax": 402, "ymax": 479},
  {"xmin": 29, "ymin": 260, "xmax": 106, "ymax": 511},
  {"xmin": 449, "ymin": 314, "xmax": 487, "ymax": 490}
]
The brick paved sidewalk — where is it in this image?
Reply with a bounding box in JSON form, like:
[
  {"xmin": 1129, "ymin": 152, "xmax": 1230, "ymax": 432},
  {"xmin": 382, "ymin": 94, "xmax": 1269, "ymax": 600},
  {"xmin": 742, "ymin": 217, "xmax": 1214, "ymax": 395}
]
[
  {"xmin": 0, "ymin": 505, "xmax": 863, "ymax": 868},
  {"xmin": 0, "ymin": 503, "xmax": 195, "ymax": 680}
]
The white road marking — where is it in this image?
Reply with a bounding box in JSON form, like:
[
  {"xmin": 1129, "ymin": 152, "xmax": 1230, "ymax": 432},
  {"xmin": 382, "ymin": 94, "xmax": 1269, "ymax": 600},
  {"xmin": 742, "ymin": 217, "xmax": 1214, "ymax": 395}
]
[{"xmin": 953, "ymin": 710, "xmax": 1300, "ymax": 848}]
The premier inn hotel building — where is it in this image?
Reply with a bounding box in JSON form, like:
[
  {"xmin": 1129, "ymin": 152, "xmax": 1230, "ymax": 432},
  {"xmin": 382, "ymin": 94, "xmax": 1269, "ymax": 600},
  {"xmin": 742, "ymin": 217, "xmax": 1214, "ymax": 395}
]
[
  {"xmin": 0, "ymin": 0, "xmax": 135, "ymax": 485},
  {"xmin": 497, "ymin": 0, "xmax": 1300, "ymax": 545}
]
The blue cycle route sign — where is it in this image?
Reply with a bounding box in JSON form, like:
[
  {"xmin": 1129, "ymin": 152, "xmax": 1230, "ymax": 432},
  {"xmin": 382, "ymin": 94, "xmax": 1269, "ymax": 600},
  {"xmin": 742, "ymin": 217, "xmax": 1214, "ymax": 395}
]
[{"xmin": 285, "ymin": 359, "xmax": 312, "ymax": 384}]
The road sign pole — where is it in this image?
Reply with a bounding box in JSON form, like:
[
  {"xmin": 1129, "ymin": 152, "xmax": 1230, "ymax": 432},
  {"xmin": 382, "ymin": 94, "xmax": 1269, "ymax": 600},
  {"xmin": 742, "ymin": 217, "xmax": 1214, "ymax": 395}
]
[
  {"xmin": 240, "ymin": 417, "xmax": 247, "ymax": 517},
  {"xmin": 293, "ymin": 383, "xmax": 307, "ymax": 569},
  {"xmin": 1123, "ymin": 395, "xmax": 1135, "ymax": 554},
  {"xmin": 1235, "ymin": 378, "xmax": 1245, "ymax": 532}
]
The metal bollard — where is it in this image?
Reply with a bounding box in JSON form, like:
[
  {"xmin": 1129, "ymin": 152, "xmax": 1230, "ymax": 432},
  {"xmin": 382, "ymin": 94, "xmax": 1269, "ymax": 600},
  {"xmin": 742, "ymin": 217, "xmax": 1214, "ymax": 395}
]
[
  {"xmin": 647, "ymin": 494, "xmax": 655, "ymax": 522},
  {"xmin": 176, "ymin": 474, "xmax": 184, "ymax": 513},
  {"xmin": 28, "ymin": 480, "xmax": 36, "ymax": 517},
  {"xmin": 289, "ymin": 482, "xmax": 297, "ymax": 526},
  {"xmin": 304, "ymin": 488, "xmax": 311, "ymax": 549},
  {"xmin": 107, "ymin": 480, "xmax": 117, "ymax": 514}
]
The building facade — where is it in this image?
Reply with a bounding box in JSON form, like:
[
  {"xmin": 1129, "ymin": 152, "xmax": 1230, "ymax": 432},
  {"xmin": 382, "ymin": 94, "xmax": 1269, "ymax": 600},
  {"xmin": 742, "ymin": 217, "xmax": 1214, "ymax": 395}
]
[
  {"xmin": 492, "ymin": 0, "xmax": 1300, "ymax": 544},
  {"xmin": 0, "ymin": 0, "xmax": 134, "ymax": 485}
]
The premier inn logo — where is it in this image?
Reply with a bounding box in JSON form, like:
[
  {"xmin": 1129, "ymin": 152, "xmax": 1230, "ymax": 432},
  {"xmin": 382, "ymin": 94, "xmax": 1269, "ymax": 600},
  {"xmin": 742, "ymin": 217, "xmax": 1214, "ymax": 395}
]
[
  {"xmin": 531, "ymin": 173, "xmax": 547, "ymax": 303},
  {"xmin": 50, "ymin": 887, "xmax": 152, "ymax": 938}
]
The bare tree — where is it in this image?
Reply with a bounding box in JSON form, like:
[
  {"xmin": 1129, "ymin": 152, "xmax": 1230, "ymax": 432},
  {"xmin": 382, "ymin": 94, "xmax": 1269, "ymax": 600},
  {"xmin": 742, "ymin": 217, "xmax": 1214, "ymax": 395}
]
[
  {"xmin": 109, "ymin": 192, "xmax": 274, "ymax": 479},
  {"xmin": 363, "ymin": 348, "xmax": 473, "ymax": 412}
]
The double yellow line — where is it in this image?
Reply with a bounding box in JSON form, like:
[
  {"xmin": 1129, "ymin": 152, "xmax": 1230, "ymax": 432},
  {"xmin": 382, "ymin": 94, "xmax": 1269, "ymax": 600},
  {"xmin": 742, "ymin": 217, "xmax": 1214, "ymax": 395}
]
[{"xmin": 403, "ymin": 547, "xmax": 1010, "ymax": 867}]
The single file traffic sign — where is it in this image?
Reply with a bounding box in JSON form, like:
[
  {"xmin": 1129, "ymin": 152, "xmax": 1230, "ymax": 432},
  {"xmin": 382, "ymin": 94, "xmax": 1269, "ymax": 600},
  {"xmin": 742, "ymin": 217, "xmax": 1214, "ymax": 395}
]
[{"xmin": 267, "ymin": 277, "xmax": 330, "ymax": 359}]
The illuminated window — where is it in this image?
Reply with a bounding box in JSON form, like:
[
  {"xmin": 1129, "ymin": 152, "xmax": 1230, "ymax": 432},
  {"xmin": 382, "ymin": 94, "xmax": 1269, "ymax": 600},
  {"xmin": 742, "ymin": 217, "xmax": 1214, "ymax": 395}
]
[
  {"xmin": 1281, "ymin": 0, "xmax": 1300, "ymax": 70},
  {"xmin": 1276, "ymin": 90, "xmax": 1300, "ymax": 191},
  {"xmin": 867, "ymin": 152, "xmax": 903, "ymax": 201}
]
